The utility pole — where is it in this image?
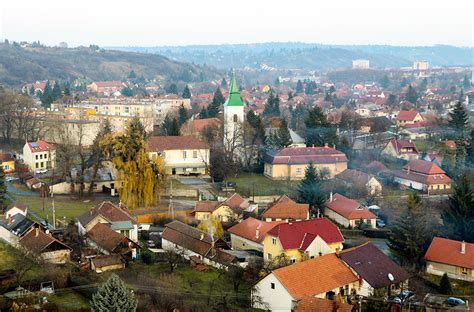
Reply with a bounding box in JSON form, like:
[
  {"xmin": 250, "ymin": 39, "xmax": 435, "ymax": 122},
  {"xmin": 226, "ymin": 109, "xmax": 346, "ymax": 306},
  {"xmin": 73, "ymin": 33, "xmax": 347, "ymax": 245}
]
[
  {"xmin": 51, "ymin": 167, "xmax": 56, "ymax": 230},
  {"xmin": 168, "ymin": 179, "xmax": 174, "ymax": 219}
]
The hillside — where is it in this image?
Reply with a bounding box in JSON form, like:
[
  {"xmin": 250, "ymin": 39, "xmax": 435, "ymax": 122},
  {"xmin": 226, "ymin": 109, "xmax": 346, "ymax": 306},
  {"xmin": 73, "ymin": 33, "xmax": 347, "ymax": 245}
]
[
  {"xmin": 0, "ymin": 43, "xmax": 221, "ymax": 87},
  {"xmin": 112, "ymin": 43, "xmax": 474, "ymax": 71}
]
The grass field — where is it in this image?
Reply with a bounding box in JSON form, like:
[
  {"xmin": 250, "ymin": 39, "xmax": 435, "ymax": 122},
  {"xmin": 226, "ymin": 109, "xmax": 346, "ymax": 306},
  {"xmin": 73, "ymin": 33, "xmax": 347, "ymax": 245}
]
[
  {"xmin": 47, "ymin": 292, "xmax": 90, "ymax": 311},
  {"xmin": 223, "ymin": 172, "xmax": 297, "ymax": 197}
]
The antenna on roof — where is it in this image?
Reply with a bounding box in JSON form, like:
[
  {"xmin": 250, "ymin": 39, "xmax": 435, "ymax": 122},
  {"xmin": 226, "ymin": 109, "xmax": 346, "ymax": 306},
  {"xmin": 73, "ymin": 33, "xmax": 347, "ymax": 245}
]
[{"xmin": 388, "ymin": 273, "xmax": 394, "ymax": 282}]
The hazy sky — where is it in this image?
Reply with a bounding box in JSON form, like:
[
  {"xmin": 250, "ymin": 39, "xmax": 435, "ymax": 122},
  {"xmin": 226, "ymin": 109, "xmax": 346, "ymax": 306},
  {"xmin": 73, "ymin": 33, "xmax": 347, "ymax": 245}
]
[{"xmin": 1, "ymin": 0, "xmax": 473, "ymax": 47}]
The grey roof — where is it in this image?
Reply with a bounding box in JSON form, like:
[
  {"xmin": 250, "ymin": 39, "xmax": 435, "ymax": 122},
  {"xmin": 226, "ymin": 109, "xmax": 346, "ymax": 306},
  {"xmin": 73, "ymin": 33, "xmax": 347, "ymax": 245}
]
[
  {"xmin": 110, "ymin": 221, "xmax": 134, "ymax": 230},
  {"xmin": 0, "ymin": 214, "xmax": 35, "ymax": 237}
]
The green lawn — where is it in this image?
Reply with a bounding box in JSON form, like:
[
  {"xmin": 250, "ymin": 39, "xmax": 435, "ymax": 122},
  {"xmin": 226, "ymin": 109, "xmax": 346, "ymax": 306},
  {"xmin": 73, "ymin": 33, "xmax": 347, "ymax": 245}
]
[
  {"xmin": 47, "ymin": 291, "xmax": 90, "ymax": 311},
  {"xmin": 423, "ymin": 273, "xmax": 474, "ymax": 296},
  {"xmin": 10, "ymin": 194, "xmax": 115, "ymax": 223},
  {"xmin": 0, "ymin": 241, "xmax": 43, "ymax": 281},
  {"xmin": 224, "ymin": 172, "xmax": 297, "ymax": 197}
]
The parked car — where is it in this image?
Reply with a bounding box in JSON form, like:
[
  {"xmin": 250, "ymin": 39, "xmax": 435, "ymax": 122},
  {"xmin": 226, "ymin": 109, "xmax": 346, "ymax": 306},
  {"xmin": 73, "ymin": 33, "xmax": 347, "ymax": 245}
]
[
  {"xmin": 446, "ymin": 297, "xmax": 465, "ymax": 306},
  {"xmin": 146, "ymin": 240, "xmax": 156, "ymax": 248},
  {"xmin": 35, "ymin": 169, "xmax": 48, "ymax": 174},
  {"xmin": 376, "ymin": 219, "xmax": 386, "ymax": 228},
  {"xmin": 398, "ymin": 290, "xmax": 415, "ymax": 302},
  {"xmin": 5, "ymin": 176, "xmax": 18, "ymax": 182}
]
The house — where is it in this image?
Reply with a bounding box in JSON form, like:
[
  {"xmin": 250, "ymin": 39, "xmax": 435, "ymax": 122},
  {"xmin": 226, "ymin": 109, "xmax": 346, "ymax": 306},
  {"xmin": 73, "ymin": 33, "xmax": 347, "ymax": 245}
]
[
  {"xmin": 335, "ymin": 169, "xmax": 382, "ymax": 195},
  {"xmin": 252, "ymin": 253, "xmax": 360, "ymax": 311},
  {"xmin": 147, "ymin": 136, "xmax": 210, "ymax": 175},
  {"xmin": 424, "ymin": 237, "xmax": 473, "ymax": 281},
  {"xmin": 263, "ymin": 218, "xmax": 344, "ymax": 263},
  {"xmin": 338, "ymin": 242, "xmax": 410, "ymax": 296},
  {"xmin": 87, "ymin": 81, "xmax": 124, "ymax": 94},
  {"xmin": 180, "ymin": 117, "xmax": 221, "ymax": 137},
  {"xmin": 261, "ymin": 196, "xmax": 310, "ymax": 222},
  {"xmin": 4, "ymin": 202, "xmax": 28, "ymax": 219},
  {"xmin": 396, "ymin": 110, "xmax": 423, "ymax": 127},
  {"xmin": 382, "ymin": 138, "xmax": 419, "ymax": 161},
  {"xmin": 19, "ymin": 228, "xmax": 71, "ymax": 264},
  {"xmin": 25, "ymin": 177, "xmax": 43, "ymax": 190},
  {"xmin": 265, "ymin": 128, "xmax": 306, "ymax": 148},
  {"xmin": 264, "ymin": 145, "xmax": 348, "ymax": 180},
  {"xmin": 161, "ymin": 221, "xmax": 237, "ymax": 269},
  {"xmin": 323, "ymin": 193, "xmax": 377, "ymax": 229},
  {"xmin": 90, "ymin": 254, "xmax": 125, "ymax": 273},
  {"xmin": 86, "ymin": 223, "xmax": 140, "ymax": 260},
  {"xmin": 296, "ymin": 297, "xmax": 353, "ymax": 312},
  {"xmin": 228, "ymin": 217, "xmax": 282, "ymax": 252},
  {"xmin": 0, "ymin": 213, "xmax": 36, "ymax": 245},
  {"xmin": 77, "ymin": 201, "xmax": 138, "ymax": 243},
  {"xmin": 393, "ymin": 160, "xmax": 452, "ymax": 194},
  {"xmin": 0, "ymin": 153, "xmax": 15, "ymax": 173},
  {"xmin": 22, "ymin": 140, "xmax": 55, "ymax": 172},
  {"xmin": 193, "ymin": 193, "xmax": 252, "ymax": 223}
]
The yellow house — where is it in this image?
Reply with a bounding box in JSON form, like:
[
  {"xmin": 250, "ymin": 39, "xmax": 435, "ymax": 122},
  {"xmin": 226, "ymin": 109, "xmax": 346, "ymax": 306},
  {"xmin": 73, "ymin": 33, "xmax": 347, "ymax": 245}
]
[
  {"xmin": 263, "ymin": 218, "xmax": 344, "ymax": 263},
  {"xmin": 0, "ymin": 153, "xmax": 15, "ymax": 174},
  {"xmin": 264, "ymin": 145, "xmax": 348, "ymax": 180},
  {"xmin": 396, "ymin": 110, "xmax": 423, "ymax": 127},
  {"xmin": 193, "ymin": 193, "xmax": 251, "ymax": 223}
]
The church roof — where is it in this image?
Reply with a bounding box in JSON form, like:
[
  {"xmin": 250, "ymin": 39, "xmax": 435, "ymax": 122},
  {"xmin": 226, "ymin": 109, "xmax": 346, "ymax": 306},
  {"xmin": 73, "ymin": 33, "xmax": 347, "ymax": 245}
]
[{"xmin": 224, "ymin": 73, "xmax": 244, "ymax": 107}]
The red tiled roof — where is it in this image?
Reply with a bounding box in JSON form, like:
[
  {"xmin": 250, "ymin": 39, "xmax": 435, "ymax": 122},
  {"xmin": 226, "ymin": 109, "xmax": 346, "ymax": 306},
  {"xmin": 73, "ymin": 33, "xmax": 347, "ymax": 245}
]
[
  {"xmin": 77, "ymin": 201, "xmax": 137, "ymax": 227},
  {"xmin": 87, "ymin": 223, "xmax": 136, "ymax": 254},
  {"xmin": 0, "ymin": 153, "xmax": 14, "ymax": 162},
  {"xmin": 388, "ymin": 139, "xmax": 419, "ymax": 155},
  {"xmin": 265, "ymin": 147, "xmax": 348, "ymax": 165},
  {"xmin": 147, "ymin": 136, "xmax": 209, "ymax": 152},
  {"xmin": 324, "ymin": 194, "xmax": 376, "ymax": 220},
  {"xmin": 224, "ymin": 193, "xmax": 249, "ymax": 210},
  {"xmin": 336, "ymin": 169, "xmax": 374, "ymax": 185},
  {"xmin": 404, "ymin": 160, "xmax": 446, "ymax": 175},
  {"xmin": 19, "ymin": 228, "xmax": 71, "ymax": 253},
  {"xmin": 296, "ymin": 297, "xmax": 353, "ymax": 312},
  {"xmin": 396, "ymin": 110, "xmax": 421, "ymax": 122},
  {"xmin": 425, "ymin": 237, "xmax": 474, "ymax": 269},
  {"xmin": 188, "ymin": 118, "xmax": 220, "ymax": 133},
  {"xmin": 27, "ymin": 140, "xmax": 54, "ymax": 153},
  {"xmin": 268, "ymin": 218, "xmax": 344, "ymax": 250},
  {"xmin": 394, "ymin": 170, "xmax": 452, "ymax": 185},
  {"xmin": 273, "ymin": 253, "xmax": 358, "ymax": 300},
  {"xmin": 93, "ymin": 81, "xmax": 123, "ymax": 88},
  {"xmin": 262, "ymin": 202, "xmax": 309, "ymax": 220},
  {"xmin": 228, "ymin": 217, "xmax": 282, "ymax": 243},
  {"xmin": 193, "ymin": 201, "xmax": 219, "ymax": 213}
]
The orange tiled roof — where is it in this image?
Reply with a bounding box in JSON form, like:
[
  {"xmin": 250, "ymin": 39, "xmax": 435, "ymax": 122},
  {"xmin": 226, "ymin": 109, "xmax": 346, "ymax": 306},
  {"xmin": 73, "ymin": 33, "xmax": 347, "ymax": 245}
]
[
  {"xmin": 262, "ymin": 202, "xmax": 309, "ymax": 220},
  {"xmin": 273, "ymin": 253, "xmax": 358, "ymax": 300},
  {"xmin": 324, "ymin": 193, "xmax": 376, "ymax": 220},
  {"xmin": 425, "ymin": 237, "xmax": 474, "ymax": 269},
  {"xmin": 296, "ymin": 297, "xmax": 353, "ymax": 312},
  {"xmin": 228, "ymin": 217, "xmax": 282, "ymax": 243},
  {"xmin": 396, "ymin": 110, "xmax": 421, "ymax": 122}
]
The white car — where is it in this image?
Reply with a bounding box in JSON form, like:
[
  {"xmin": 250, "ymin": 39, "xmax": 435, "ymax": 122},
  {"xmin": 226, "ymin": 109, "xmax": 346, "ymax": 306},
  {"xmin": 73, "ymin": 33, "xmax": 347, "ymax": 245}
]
[{"xmin": 35, "ymin": 169, "xmax": 48, "ymax": 174}]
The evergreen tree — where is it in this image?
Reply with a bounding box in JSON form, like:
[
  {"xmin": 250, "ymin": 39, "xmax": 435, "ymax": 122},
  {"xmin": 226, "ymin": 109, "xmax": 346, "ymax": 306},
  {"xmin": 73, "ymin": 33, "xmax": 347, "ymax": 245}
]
[
  {"xmin": 178, "ymin": 104, "xmax": 188, "ymax": 126},
  {"xmin": 295, "ymin": 80, "xmax": 304, "ymax": 94},
  {"xmin": 388, "ymin": 192, "xmax": 431, "ymax": 269},
  {"xmin": 276, "ymin": 119, "xmax": 292, "ymax": 148},
  {"xmin": 387, "ymin": 94, "xmax": 397, "ymax": 106},
  {"xmin": 40, "ymin": 81, "xmax": 53, "ymax": 108},
  {"xmin": 63, "ymin": 81, "xmax": 71, "ymax": 96},
  {"xmin": 127, "ymin": 70, "xmax": 137, "ymax": 79},
  {"xmin": 380, "ymin": 75, "xmax": 390, "ymax": 88},
  {"xmin": 199, "ymin": 107, "xmax": 209, "ymax": 119},
  {"xmin": 406, "ymin": 85, "xmax": 419, "ymax": 104},
  {"xmin": 324, "ymin": 92, "xmax": 332, "ymax": 102},
  {"xmin": 455, "ymin": 135, "xmax": 466, "ymax": 176},
  {"xmin": 418, "ymin": 78, "xmax": 428, "ymax": 92},
  {"xmin": 463, "ymin": 74, "xmax": 471, "ymax": 89},
  {"xmin": 247, "ymin": 111, "xmax": 266, "ymax": 144},
  {"xmin": 288, "ymin": 91, "xmax": 293, "ymax": 101},
  {"xmin": 169, "ymin": 118, "xmax": 181, "ymax": 136},
  {"xmin": 121, "ymin": 87, "xmax": 134, "ymax": 97},
  {"xmin": 449, "ymin": 101, "xmax": 468, "ymax": 132},
  {"xmin": 161, "ymin": 114, "xmax": 174, "ymax": 135},
  {"xmin": 91, "ymin": 274, "xmax": 137, "ymax": 312},
  {"xmin": 304, "ymin": 106, "xmax": 336, "ymax": 147},
  {"xmin": 274, "ymin": 77, "xmax": 281, "ymax": 87},
  {"xmin": 29, "ymin": 85, "xmax": 35, "ymax": 96},
  {"xmin": 182, "ymin": 85, "xmax": 191, "ymax": 99},
  {"xmin": 442, "ymin": 174, "xmax": 474, "ymax": 242},
  {"xmin": 51, "ymin": 80, "xmax": 62, "ymax": 100},
  {"xmin": 297, "ymin": 162, "xmax": 326, "ymax": 216},
  {"xmin": 0, "ymin": 166, "xmax": 6, "ymax": 211},
  {"xmin": 263, "ymin": 92, "xmax": 280, "ymax": 116},
  {"xmin": 439, "ymin": 273, "xmax": 453, "ymax": 295},
  {"xmin": 207, "ymin": 87, "xmax": 225, "ymax": 117},
  {"xmin": 166, "ymin": 83, "xmax": 178, "ymax": 95},
  {"xmin": 329, "ymin": 85, "xmax": 336, "ymax": 93},
  {"xmin": 221, "ymin": 77, "xmax": 228, "ymax": 88},
  {"xmin": 400, "ymin": 77, "xmax": 409, "ymax": 87}
]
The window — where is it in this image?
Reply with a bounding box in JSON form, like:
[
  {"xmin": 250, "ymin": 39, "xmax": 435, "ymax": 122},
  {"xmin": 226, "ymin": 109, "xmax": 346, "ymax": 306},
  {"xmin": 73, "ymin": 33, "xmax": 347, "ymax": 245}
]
[
  {"xmin": 35, "ymin": 155, "xmax": 38, "ymax": 160},
  {"xmin": 270, "ymin": 283, "xmax": 275, "ymax": 289},
  {"xmin": 183, "ymin": 151, "xmax": 187, "ymax": 159},
  {"xmin": 290, "ymin": 257, "xmax": 296, "ymax": 264},
  {"xmin": 193, "ymin": 168, "xmax": 197, "ymax": 172},
  {"xmin": 39, "ymin": 154, "xmax": 43, "ymax": 159},
  {"xmin": 233, "ymin": 114, "xmax": 238, "ymax": 122},
  {"xmin": 193, "ymin": 151, "xmax": 198, "ymax": 158},
  {"xmin": 461, "ymin": 267, "xmax": 468, "ymax": 275},
  {"xmin": 272, "ymin": 237, "xmax": 277, "ymax": 245},
  {"xmin": 35, "ymin": 163, "xmax": 39, "ymax": 168},
  {"xmin": 40, "ymin": 162, "xmax": 44, "ymax": 167},
  {"xmin": 267, "ymin": 253, "xmax": 272, "ymax": 260},
  {"xmin": 296, "ymin": 168, "xmax": 302, "ymax": 174}
]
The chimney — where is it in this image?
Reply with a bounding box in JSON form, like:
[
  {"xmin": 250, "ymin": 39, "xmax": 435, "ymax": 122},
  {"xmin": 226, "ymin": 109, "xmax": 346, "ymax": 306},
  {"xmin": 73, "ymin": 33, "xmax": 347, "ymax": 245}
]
[
  {"xmin": 407, "ymin": 166, "xmax": 410, "ymax": 175},
  {"xmin": 200, "ymin": 233, "xmax": 204, "ymax": 241},
  {"xmin": 7, "ymin": 214, "xmax": 11, "ymax": 225},
  {"xmin": 461, "ymin": 241, "xmax": 466, "ymax": 254},
  {"xmin": 330, "ymin": 192, "xmax": 333, "ymax": 202},
  {"xmin": 256, "ymin": 225, "xmax": 261, "ymax": 239},
  {"xmin": 333, "ymin": 144, "xmax": 336, "ymax": 149},
  {"xmin": 35, "ymin": 228, "xmax": 39, "ymax": 237},
  {"xmin": 409, "ymin": 139, "xmax": 412, "ymax": 143},
  {"xmin": 324, "ymin": 143, "xmax": 329, "ymax": 148}
]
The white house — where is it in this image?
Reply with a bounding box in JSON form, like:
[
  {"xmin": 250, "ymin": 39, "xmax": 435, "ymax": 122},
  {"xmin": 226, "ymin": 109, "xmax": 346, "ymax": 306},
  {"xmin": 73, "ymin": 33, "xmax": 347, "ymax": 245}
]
[{"xmin": 22, "ymin": 140, "xmax": 55, "ymax": 172}]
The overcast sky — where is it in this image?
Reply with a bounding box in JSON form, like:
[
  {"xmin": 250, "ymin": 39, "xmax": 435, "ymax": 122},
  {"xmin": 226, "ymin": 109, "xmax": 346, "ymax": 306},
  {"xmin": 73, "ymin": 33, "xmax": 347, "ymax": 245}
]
[{"xmin": 1, "ymin": 0, "xmax": 472, "ymax": 47}]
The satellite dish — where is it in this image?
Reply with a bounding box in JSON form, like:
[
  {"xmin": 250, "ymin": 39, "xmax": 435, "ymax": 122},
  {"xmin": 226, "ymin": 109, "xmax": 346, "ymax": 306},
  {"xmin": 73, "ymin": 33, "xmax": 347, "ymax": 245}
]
[{"xmin": 388, "ymin": 273, "xmax": 394, "ymax": 282}]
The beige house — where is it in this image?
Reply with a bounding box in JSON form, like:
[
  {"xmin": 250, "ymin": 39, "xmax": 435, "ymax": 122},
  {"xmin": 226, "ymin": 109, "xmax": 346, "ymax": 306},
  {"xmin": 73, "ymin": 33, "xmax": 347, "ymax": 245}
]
[
  {"xmin": 19, "ymin": 228, "xmax": 71, "ymax": 264},
  {"xmin": 425, "ymin": 237, "xmax": 473, "ymax": 281},
  {"xmin": 22, "ymin": 140, "xmax": 55, "ymax": 172},
  {"xmin": 87, "ymin": 81, "xmax": 124, "ymax": 93},
  {"xmin": 323, "ymin": 193, "xmax": 377, "ymax": 229},
  {"xmin": 335, "ymin": 169, "xmax": 382, "ymax": 195},
  {"xmin": 264, "ymin": 145, "xmax": 348, "ymax": 180},
  {"xmin": 396, "ymin": 110, "xmax": 423, "ymax": 127},
  {"xmin": 228, "ymin": 217, "xmax": 282, "ymax": 252},
  {"xmin": 382, "ymin": 138, "xmax": 419, "ymax": 161},
  {"xmin": 147, "ymin": 136, "xmax": 210, "ymax": 175},
  {"xmin": 193, "ymin": 193, "xmax": 252, "ymax": 223}
]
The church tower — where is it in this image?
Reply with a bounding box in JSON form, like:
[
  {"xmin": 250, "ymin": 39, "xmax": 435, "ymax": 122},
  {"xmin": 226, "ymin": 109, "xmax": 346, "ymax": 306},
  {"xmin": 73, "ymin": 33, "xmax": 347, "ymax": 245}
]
[{"xmin": 223, "ymin": 72, "xmax": 244, "ymax": 153}]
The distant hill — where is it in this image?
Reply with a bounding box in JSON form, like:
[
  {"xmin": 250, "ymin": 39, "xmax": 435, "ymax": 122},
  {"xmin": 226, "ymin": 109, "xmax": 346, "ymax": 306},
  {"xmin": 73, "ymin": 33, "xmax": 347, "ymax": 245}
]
[
  {"xmin": 0, "ymin": 43, "xmax": 221, "ymax": 87},
  {"xmin": 111, "ymin": 43, "xmax": 474, "ymax": 71}
]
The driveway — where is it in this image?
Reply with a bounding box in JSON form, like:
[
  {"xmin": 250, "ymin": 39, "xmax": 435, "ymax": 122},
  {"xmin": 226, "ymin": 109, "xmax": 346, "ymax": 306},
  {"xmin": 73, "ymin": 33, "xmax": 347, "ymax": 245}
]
[
  {"xmin": 6, "ymin": 181, "xmax": 36, "ymax": 196},
  {"xmin": 173, "ymin": 176, "xmax": 208, "ymax": 186}
]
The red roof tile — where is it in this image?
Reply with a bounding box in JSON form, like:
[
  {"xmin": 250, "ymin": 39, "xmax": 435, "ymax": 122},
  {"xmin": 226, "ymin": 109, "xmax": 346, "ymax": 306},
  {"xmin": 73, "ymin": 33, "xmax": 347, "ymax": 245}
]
[
  {"xmin": 27, "ymin": 140, "xmax": 54, "ymax": 153},
  {"xmin": 425, "ymin": 237, "xmax": 474, "ymax": 269},
  {"xmin": 262, "ymin": 202, "xmax": 309, "ymax": 220},
  {"xmin": 296, "ymin": 297, "xmax": 353, "ymax": 312},
  {"xmin": 268, "ymin": 218, "xmax": 344, "ymax": 250},
  {"xmin": 265, "ymin": 146, "xmax": 348, "ymax": 165},
  {"xmin": 93, "ymin": 81, "xmax": 123, "ymax": 88},
  {"xmin": 404, "ymin": 160, "xmax": 446, "ymax": 175},
  {"xmin": 147, "ymin": 136, "xmax": 209, "ymax": 151},
  {"xmin": 397, "ymin": 110, "xmax": 421, "ymax": 122},
  {"xmin": 324, "ymin": 193, "xmax": 376, "ymax": 220},
  {"xmin": 273, "ymin": 253, "xmax": 358, "ymax": 300},
  {"xmin": 228, "ymin": 217, "xmax": 282, "ymax": 243}
]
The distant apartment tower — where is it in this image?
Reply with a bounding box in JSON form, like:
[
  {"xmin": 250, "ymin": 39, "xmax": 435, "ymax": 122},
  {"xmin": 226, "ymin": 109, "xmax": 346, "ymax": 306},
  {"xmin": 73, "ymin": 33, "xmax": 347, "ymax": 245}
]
[
  {"xmin": 413, "ymin": 60, "xmax": 429, "ymax": 70},
  {"xmin": 352, "ymin": 59, "xmax": 370, "ymax": 69}
]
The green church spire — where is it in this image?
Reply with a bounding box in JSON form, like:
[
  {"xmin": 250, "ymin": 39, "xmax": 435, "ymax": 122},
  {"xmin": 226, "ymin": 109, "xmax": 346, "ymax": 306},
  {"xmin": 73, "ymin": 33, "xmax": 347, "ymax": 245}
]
[{"xmin": 224, "ymin": 72, "xmax": 244, "ymax": 107}]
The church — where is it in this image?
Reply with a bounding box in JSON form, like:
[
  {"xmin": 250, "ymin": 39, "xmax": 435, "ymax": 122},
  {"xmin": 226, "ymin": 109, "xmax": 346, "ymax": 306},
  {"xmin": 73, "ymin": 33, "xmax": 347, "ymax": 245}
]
[{"xmin": 223, "ymin": 73, "xmax": 245, "ymax": 157}]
